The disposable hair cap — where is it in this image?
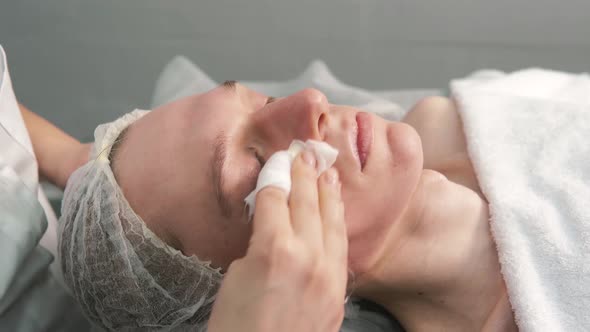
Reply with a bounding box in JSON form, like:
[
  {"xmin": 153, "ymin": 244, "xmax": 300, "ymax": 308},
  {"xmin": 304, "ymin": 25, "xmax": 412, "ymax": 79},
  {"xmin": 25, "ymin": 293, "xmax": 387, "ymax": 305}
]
[{"xmin": 59, "ymin": 109, "xmax": 223, "ymax": 331}]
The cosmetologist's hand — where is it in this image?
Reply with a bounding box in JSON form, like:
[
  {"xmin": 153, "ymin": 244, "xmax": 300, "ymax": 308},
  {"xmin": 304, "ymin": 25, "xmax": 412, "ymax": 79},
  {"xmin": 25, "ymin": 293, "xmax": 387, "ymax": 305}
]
[{"xmin": 208, "ymin": 151, "xmax": 348, "ymax": 332}]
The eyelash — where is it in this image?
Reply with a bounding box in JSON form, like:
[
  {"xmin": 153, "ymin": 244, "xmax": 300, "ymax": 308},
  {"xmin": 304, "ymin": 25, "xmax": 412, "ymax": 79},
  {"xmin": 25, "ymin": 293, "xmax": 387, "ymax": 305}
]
[{"xmin": 253, "ymin": 149, "xmax": 264, "ymax": 166}]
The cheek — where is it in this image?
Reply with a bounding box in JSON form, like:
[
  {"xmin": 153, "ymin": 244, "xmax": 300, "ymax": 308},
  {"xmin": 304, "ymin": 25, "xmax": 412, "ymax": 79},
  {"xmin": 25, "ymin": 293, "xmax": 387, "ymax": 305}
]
[
  {"xmin": 343, "ymin": 193, "xmax": 394, "ymax": 274},
  {"xmin": 177, "ymin": 211, "xmax": 252, "ymax": 272},
  {"xmin": 343, "ymin": 123, "xmax": 423, "ymax": 274},
  {"xmin": 203, "ymin": 222, "xmax": 252, "ymax": 271}
]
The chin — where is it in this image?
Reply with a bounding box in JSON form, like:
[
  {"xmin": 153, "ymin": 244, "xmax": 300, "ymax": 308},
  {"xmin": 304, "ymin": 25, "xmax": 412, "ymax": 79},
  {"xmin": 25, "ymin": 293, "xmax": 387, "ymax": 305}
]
[
  {"xmin": 345, "ymin": 121, "xmax": 424, "ymax": 275},
  {"xmin": 385, "ymin": 122, "xmax": 423, "ymax": 169}
]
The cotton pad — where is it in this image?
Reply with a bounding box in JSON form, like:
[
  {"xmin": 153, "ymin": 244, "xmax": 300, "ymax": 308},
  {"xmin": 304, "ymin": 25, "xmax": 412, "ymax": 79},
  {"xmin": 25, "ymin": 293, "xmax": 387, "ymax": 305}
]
[{"xmin": 244, "ymin": 139, "xmax": 338, "ymax": 219}]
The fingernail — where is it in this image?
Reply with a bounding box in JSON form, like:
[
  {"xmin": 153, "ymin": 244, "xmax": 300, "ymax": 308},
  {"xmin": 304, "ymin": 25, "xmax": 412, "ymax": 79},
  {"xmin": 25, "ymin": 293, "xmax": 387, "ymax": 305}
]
[
  {"xmin": 302, "ymin": 150, "xmax": 316, "ymax": 167},
  {"xmin": 324, "ymin": 168, "xmax": 338, "ymax": 185}
]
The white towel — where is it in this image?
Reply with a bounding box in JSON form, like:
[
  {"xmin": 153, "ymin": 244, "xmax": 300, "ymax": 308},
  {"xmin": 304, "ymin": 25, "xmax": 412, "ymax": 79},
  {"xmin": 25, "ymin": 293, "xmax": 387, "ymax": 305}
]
[{"xmin": 451, "ymin": 69, "xmax": 590, "ymax": 332}]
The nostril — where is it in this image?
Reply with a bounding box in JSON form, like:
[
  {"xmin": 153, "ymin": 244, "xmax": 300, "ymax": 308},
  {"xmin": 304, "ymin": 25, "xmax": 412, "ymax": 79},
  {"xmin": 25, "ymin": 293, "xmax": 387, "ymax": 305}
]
[{"xmin": 318, "ymin": 113, "xmax": 327, "ymax": 139}]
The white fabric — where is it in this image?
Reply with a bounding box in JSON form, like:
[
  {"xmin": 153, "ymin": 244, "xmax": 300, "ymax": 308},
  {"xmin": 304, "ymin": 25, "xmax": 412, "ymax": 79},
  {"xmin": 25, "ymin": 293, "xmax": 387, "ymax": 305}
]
[
  {"xmin": 244, "ymin": 139, "xmax": 338, "ymax": 218},
  {"xmin": 0, "ymin": 45, "xmax": 61, "ymax": 279},
  {"xmin": 451, "ymin": 68, "xmax": 590, "ymax": 332},
  {"xmin": 0, "ymin": 43, "xmax": 91, "ymax": 331},
  {"xmin": 151, "ymin": 56, "xmax": 441, "ymax": 120}
]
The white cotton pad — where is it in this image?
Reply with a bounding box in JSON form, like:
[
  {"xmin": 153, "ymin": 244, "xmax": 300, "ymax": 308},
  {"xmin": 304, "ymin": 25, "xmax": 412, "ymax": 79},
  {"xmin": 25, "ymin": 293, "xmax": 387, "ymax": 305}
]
[{"xmin": 244, "ymin": 139, "xmax": 338, "ymax": 219}]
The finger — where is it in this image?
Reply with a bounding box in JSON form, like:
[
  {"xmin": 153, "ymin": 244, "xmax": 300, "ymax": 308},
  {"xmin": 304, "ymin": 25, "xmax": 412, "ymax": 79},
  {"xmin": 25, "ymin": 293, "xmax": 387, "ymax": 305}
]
[
  {"xmin": 251, "ymin": 186, "xmax": 292, "ymax": 245},
  {"xmin": 318, "ymin": 168, "xmax": 349, "ymax": 307},
  {"xmin": 318, "ymin": 168, "xmax": 347, "ymax": 261},
  {"xmin": 289, "ymin": 150, "xmax": 323, "ymax": 247}
]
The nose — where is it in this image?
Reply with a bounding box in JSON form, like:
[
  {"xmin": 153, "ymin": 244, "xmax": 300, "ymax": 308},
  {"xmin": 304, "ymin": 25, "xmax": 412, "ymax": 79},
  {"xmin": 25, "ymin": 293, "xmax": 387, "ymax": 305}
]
[{"xmin": 254, "ymin": 88, "xmax": 329, "ymax": 154}]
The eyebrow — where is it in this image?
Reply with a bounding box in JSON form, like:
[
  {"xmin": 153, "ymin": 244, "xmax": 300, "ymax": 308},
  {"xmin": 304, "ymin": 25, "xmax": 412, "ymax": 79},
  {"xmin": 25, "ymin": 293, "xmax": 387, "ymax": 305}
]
[
  {"xmin": 212, "ymin": 80, "xmax": 239, "ymax": 219},
  {"xmin": 221, "ymin": 80, "xmax": 237, "ymax": 90},
  {"xmin": 211, "ymin": 132, "xmax": 233, "ymax": 218}
]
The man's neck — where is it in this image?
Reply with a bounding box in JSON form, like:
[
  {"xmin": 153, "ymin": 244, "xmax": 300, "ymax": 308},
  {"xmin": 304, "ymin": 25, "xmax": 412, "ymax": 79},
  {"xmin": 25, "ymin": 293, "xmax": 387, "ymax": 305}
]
[{"xmin": 356, "ymin": 171, "xmax": 516, "ymax": 331}]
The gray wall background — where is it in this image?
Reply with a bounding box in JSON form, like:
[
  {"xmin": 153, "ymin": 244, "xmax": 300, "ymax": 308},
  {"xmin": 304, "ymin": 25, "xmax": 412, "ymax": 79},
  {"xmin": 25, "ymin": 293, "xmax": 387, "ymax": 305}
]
[{"xmin": 1, "ymin": 0, "xmax": 589, "ymax": 141}]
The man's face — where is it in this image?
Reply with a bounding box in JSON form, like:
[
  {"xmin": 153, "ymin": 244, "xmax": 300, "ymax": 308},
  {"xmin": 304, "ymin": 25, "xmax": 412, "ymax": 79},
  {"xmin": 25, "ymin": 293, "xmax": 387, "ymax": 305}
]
[{"xmin": 113, "ymin": 82, "xmax": 423, "ymax": 274}]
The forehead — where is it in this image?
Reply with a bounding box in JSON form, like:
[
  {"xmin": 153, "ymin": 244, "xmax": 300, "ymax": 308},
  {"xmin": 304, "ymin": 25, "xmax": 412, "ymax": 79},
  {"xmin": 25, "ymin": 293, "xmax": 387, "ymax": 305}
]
[
  {"xmin": 160, "ymin": 87, "xmax": 243, "ymax": 126},
  {"xmin": 146, "ymin": 87, "xmax": 247, "ymax": 170},
  {"xmin": 114, "ymin": 89, "xmax": 244, "ymax": 213},
  {"xmin": 119, "ymin": 88, "xmax": 253, "ymax": 263},
  {"xmin": 134, "ymin": 88, "xmax": 248, "ymax": 158}
]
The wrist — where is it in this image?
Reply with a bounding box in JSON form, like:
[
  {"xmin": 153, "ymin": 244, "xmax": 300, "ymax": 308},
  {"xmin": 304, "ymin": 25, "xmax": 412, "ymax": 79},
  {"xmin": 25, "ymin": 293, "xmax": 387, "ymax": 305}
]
[{"xmin": 56, "ymin": 142, "xmax": 91, "ymax": 189}]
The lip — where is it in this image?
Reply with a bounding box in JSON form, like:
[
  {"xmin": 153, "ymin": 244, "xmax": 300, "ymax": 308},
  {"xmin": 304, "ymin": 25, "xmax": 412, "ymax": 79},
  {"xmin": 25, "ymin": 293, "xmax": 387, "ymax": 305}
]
[{"xmin": 356, "ymin": 112, "xmax": 373, "ymax": 170}]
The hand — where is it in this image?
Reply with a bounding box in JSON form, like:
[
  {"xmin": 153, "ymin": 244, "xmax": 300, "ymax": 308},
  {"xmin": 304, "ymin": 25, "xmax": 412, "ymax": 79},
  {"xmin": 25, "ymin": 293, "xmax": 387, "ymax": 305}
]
[{"xmin": 208, "ymin": 151, "xmax": 348, "ymax": 332}]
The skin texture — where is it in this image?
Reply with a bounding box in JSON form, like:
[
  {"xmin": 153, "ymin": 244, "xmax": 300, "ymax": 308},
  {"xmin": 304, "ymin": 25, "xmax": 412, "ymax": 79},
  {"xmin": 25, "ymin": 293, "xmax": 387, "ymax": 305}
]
[
  {"xmin": 111, "ymin": 84, "xmax": 517, "ymax": 331},
  {"xmin": 113, "ymin": 83, "xmax": 422, "ymax": 274}
]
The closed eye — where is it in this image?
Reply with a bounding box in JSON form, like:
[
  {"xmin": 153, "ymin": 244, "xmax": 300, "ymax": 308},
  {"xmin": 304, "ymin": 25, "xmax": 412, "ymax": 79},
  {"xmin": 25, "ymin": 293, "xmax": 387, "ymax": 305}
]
[
  {"xmin": 247, "ymin": 96, "xmax": 275, "ymax": 177},
  {"xmin": 252, "ymin": 148, "xmax": 265, "ymax": 167}
]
